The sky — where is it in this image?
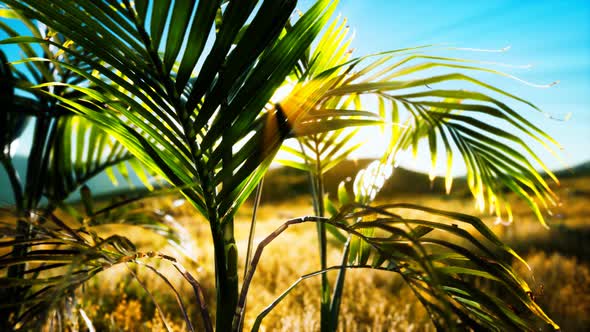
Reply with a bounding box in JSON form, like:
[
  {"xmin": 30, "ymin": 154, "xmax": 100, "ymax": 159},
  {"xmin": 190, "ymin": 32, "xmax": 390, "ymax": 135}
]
[
  {"xmin": 2, "ymin": 0, "xmax": 590, "ymax": 176},
  {"xmin": 328, "ymin": 0, "xmax": 590, "ymax": 174}
]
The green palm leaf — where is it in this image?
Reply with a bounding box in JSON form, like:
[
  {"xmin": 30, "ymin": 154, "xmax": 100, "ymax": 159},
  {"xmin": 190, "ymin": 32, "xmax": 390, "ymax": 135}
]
[
  {"xmin": 278, "ymin": 33, "xmax": 560, "ymax": 226},
  {"xmin": 0, "ymin": 2, "xmax": 355, "ymax": 330},
  {"xmin": 1, "ymin": 0, "xmax": 345, "ymax": 222},
  {"xmin": 270, "ymin": 12, "xmax": 561, "ymax": 331},
  {"xmin": 0, "ymin": 211, "xmax": 208, "ymax": 331},
  {"xmin": 44, "ymin": 115, "xmax": 151, "ymax": 202},
  {"xmin": 1, "ymin": 2, "xmax": 562, "ymax": 331},
  {"xmin": 240, "ymin": 203, "xmax": 559, "ymax": 331},
  {"xmin": 0, "ymin": 9, "xmax": 153, "ymax": 206}
]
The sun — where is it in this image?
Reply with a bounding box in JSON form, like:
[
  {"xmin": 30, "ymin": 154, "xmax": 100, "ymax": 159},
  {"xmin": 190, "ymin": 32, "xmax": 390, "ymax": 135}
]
[{"xmin": 270, "ymin": 82, "xmax": 296, "ymax": 104}]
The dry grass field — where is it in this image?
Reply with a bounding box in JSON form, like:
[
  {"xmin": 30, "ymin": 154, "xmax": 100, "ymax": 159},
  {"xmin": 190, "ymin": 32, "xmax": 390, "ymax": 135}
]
[{"xmin": 65, "ymin": 172, "xmax": 590, "ymax": 331}]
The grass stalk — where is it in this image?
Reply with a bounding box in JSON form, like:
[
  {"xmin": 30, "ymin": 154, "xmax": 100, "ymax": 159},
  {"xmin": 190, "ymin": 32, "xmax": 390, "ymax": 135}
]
[
  {"xmin": 235, "ymin": 180, "xmax": 265, "ymax": 331},
  {"xmin": 312, "ymin": 138, "xmax": 331, "ymax": 331},
  {"xmin": 329, "ymin": 237, "xmax": 351, "ymax": 328}
]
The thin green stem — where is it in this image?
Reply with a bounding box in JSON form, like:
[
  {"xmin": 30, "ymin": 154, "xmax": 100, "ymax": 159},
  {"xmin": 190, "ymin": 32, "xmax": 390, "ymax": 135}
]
[
  {"xmin": 236, "ymin": 179, "xmax": 264, "ymax": 331},
  {"xmin": 252, "ymin": 264, "xmax": 390, "ymax": 332},
  {"xmin": 329, "ymin": 237, "xmax": 350, "ymax": 328},
  {"xmin": 299, "ymin": 135, "xmax": 332, "ymax": 331},
  {"xmin": 243, "ymin": 180, "xmax": 264, "ymax": 280},
  {"xmin": 312, "ymin": 138, "xmax": 331, "ymax": 332},
  {"xmin": 24, "ymin": 115, "xmax": 50, "ymax": 208},
  {"xmin": 298, "ymin": 138, "xmax": 320, "ymax": 214},
  {"xmin": 237, "ymin": 216, "xmax": 329, "ymax": 332}
]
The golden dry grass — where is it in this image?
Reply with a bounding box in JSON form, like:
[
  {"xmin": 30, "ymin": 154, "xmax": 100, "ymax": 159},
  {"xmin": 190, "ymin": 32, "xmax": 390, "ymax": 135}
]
[{"xmin": 12, "ymin": 175, "xmax": 589, "ymax": 331}]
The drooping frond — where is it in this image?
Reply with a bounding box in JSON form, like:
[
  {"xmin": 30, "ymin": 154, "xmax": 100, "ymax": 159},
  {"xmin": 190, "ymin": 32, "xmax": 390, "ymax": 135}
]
[
  {"xmin": 324, "ymin": 52, "xmax": 560, "ymax": 225},
  {"xmin": 279, "ymin": 37, "xmax": 560, "ymax": 226},
  {"xmin": 1, "ymin": 8, "xmax": 153, "ymax": 208},
  {"xmin": 1, "ymin": 0, "xmax": 355, "ymax": 223},
  {"xmin": 276, "ymin": 15, "xmax": 380, "ymax": 175},
  {"xmin": 240, "ymin": 204, "xmax": 559, "ymax": 331},
  {"xmin": 0, "ymin": 209, "xmax": 208, "ymax": 331},
  {"xmin": 44, "ymin": 115, "xmax": 152, "ymax": 202}
]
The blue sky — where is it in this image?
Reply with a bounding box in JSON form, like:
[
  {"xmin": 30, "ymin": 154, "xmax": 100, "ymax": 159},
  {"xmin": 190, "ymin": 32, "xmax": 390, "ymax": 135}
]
[
  {"xmin": 2, "ymin": 0, "xmax": 589, "ymax": 175},
  {"xmin": 329, "ymin": 0, "xmax": 590, "ymax": 173}
]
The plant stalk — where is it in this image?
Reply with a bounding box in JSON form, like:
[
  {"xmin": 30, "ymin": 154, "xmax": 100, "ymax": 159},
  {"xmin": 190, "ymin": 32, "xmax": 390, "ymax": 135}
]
[
  {"xmin": 212, "ymin": 220, "xmax": 239, "ymax": 332},
  {"xmin": 235, "ymin": 180, "xmax": 265, "ymax": 331},
  {"xmin": 312, "ymin": 141, "xmax": 331, "ymax": 332},
  {"xmin": 329, "ymin": 238, "xmax": 351, "ymax": 328}
]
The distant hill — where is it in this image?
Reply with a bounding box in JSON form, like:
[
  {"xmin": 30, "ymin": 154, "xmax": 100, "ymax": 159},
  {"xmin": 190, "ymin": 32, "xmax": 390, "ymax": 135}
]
[
  {"xmin": 323, "ymin": 159, "xmax": 468, "ymax": 199},
  {"xmin": 1, "ymin": 156, "xmax": 458, "ymax": 204},
  {"xmin": 261, "ymin": 159, "xmax": 590, "ymax": 203},
  {"xmin": 260, "ymin": 159, "xmax": 469, "ymax": 202},
  {"xmin": 0, "ymin": 155, "xmax": 150, "ymax": 205},
  {"xmin": 552, "ymin": 161, "xmax": 590, "ymax": 179},
  {"xmin": 2, "ymin": 154, "xmax": 589, "ymax": 205}
]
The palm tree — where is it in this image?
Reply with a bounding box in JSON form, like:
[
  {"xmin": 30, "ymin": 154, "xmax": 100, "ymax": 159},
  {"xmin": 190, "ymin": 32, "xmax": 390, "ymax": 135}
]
[
  {"xmin": 0, "ymin": 10, "xmax": 178, "ymax": 330},
  {"xmin": 2, "ymin": 1, "xmax": 347, "ymax": 330},
  {"xmin": 273, "ymin": 13, "xmax": 560, "ymax": 331},
  {"xmin": 1, "ymin": 0, "xmax": 560, "ymax": 331}
]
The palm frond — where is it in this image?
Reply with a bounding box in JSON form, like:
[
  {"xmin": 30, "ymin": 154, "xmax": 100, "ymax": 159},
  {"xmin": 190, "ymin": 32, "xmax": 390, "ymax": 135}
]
[
  {"xmin": 1, "ymin": 9, "xmax": 154, "ymax": 209},
  {"xmin": 276, "ymin": 15, "xmax": 375, "ymax": 176},
  {"xmin": 324, "ymin": 53, "xmax": 560, "ymax": 225},
  {"xmin": 0, "ymin": 211, "xmax": 208, "ymax": 331},
  {"xmin": 1, "ymin": 0, "xmax": 348, "ymax": 224},
  {"xmin": 44, "ymin": 115, "xmax": 150, "ymax": 202},
  {"xmin": 240, "ymin": 204, "xmax": 559, "ymax": 331},
  {"xmin": 280, "ymin": 39, "xmax": 560, "ymax": 226}
]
